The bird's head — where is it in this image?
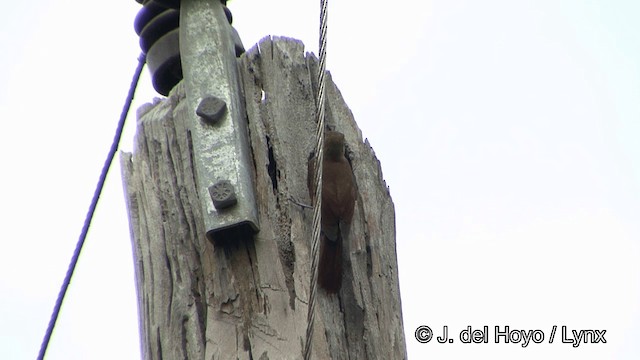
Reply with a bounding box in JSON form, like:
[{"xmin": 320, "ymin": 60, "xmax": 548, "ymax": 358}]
[{"xmin": 324, "ymin": 131, "xmax": 346, "ymax": 160}]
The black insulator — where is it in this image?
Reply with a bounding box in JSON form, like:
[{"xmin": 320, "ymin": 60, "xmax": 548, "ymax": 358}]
[
  {"xmin": 135, "ymin": 1, "xmax": 181, "ymax": 95},
  {"xmin": 147, "ymin": 29, "xmax": 182, "ymax": 96},
  {"xmin": 231, "ymin": 27, "xmax": 245, "ymax": 56},
  {"xmin": 153, "ymin": 0, "xmax": 180, "ymax": 9},
  {"xmin": 134, "ymin": 2, "xmax": 167, "ymax": 35},
  {"xmin": 139, "ymin": 9, "xmax": 179, "ymax": 53},
  {"xmin": 223, "ymin": 6, "xmax": 233, "ymax": 24},
  {"xmin": 133, "ymin": 0, "xmax": 242, "ymax": 95}
]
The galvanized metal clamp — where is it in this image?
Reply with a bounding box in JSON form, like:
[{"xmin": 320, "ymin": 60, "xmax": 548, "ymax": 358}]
[{"xmin": 134, "ymin": 0, "xmax": 259, "ymax": 241}]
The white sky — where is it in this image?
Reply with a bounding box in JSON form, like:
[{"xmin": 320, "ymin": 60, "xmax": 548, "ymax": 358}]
[{"xmin": 1, "ymin": 1, "xmax": 639, "ymax": 359}]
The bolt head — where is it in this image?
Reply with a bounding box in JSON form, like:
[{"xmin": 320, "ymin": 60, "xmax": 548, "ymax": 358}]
[
  {"xmin": 196, "ymin": 96, "xmax": 227, "ymax": 124},
  {"xmin": 209, "ymin": 180, "xmax": 237, "ymax": 209}
]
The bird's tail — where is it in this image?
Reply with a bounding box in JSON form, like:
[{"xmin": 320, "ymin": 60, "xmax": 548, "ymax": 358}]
[{"xmin": 318, "ymin": 234, "xmax": 343, "ymax": 293}]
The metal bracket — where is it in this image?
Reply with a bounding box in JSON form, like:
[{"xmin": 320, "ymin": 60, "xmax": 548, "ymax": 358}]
[{"xmin": 180, "ymin": 0, "xmax": 259, "ymax": 241}]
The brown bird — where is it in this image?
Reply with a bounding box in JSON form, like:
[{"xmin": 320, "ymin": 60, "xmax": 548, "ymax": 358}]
[{"xmin": 308, "ymin": 131, "xmax": 357, "ymax": 293}]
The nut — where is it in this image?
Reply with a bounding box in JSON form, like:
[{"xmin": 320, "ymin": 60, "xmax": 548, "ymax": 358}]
[
  {"xmin": 209, "ymin": 180, "xmax": 237, "ymax": 209},
  {"xmin": 196, "ymin": 96, "xmax": 227, "ymax": 124}
]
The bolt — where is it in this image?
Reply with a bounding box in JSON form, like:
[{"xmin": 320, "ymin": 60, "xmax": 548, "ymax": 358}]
[
  {"xmin": 209, "ymin": 180, "xmax": 237, "ymax": 209},
  {"xmin": 196, "ymin": 96, "xmax": 227, "ymax": 125}
]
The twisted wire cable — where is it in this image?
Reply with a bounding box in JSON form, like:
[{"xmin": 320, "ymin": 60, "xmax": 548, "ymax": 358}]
[{"xmin": 304, "ymin": 0, "xmax": 329, "ymax": 358}]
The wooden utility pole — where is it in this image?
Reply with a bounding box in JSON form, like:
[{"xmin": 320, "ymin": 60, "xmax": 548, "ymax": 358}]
[{"xmin": 123, "ymin": 15, "xmax": 405, "ymax": 360}]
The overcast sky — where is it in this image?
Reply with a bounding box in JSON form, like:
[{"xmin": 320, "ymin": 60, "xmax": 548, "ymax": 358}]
[{"xmin": 1, "ymin": 1, "xmax": 639, "ymax": 359}]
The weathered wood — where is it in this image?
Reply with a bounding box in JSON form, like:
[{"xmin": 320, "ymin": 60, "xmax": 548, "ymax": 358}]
[{"xmin": 121, "ymin": 36, "xmax": 406, "ymax": 360}]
